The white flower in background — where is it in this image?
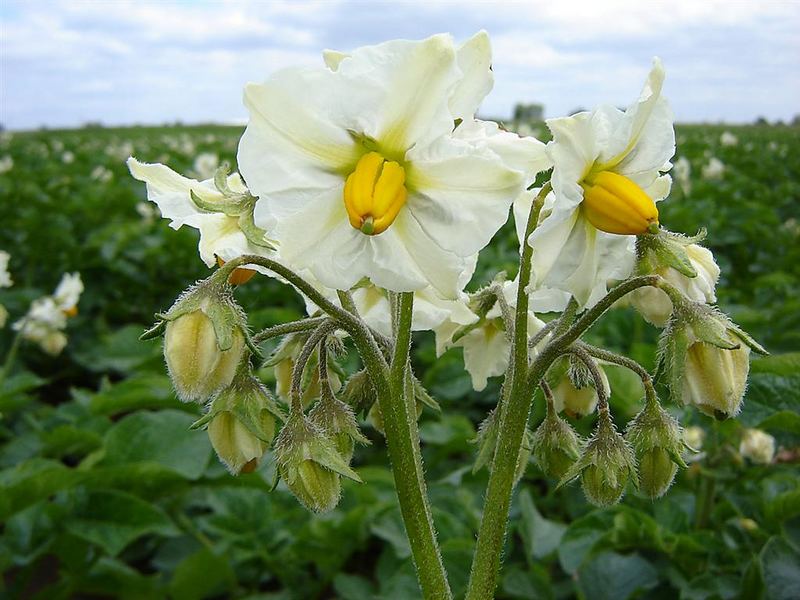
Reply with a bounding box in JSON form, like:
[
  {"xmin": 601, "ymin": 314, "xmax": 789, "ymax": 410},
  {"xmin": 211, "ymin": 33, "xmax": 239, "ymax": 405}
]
[
  {"xmin": 238, "ymin": 32, "xmax": 550, "ymax": 298},
  {"xmin": 434, "ymin": 279, "xmax": 546, "ymax": 391},
  {"xmin": 526, "ymin": 58, "xmax": 674, "ymax": 308},
  {"xmin": 128, "ymin": 158, "xmax": 275, "ymax": 269},
  {"xmin": 13, "ymin": 273, "xmax": 83, "ymax": 355},
  {"xmin": 52, "ymin": 140, "xmax": 64, "ymax": 152},
  {"xmin": 62, "ymin": 151, "xmax": 75, "ymax": 164},
  {"xmin": 193, "ymin": 152, "xmax": 219, "ymax": 180},
  {"xmin": 0, "ymin": 156, "xmax": 13, "ymax": 174},
  {"xmin": 702, "ymin": 157, "xmax": 725, "ymax": 180},
  {"xmin": 53, "ymin": 272, "xmax": 84, "ymax": 316},
  {"xmin": 673, "ymin": 156, "xmax": 692, "ymax": 195},
  {"xmin": 683, "ymin": 426, "xmax": 705, "ymax": 451},
  {"xmin": 720, "ymin": 131, "xmax": 738, "ymax": 147},
  {"xmin": 631, "ymin": 243, "xmax": 720, "ymax": 327},
  {"xmin": 739, "ymin": 428, "xmax": 775, "ymax": 465},
  {"xmin": 135, "ymin": 201, "xmax": 159, "ymax": 222},
  {"xmin": 90, "ymin": 165, "xmax": 113, "ymax": 183},
  {"xmin": 0, "ymin": 251, "xmax": 12, "ymax": 288}
]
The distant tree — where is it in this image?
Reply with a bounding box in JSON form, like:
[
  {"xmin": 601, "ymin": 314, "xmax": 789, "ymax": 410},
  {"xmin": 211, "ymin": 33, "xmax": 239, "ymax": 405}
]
[
  {"xmin": 513, "ymin": 103, "xmax": 544, "ymax": 122},
  {"xmin": 755, "ymin": 116, "xmax": 769, "ymax": 126}
]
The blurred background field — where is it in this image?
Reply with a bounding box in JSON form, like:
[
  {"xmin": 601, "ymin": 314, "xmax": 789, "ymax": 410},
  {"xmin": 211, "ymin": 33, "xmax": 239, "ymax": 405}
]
[{"xmin": 1, "ymin": 121, "xmax": 799, "ymax": 600}]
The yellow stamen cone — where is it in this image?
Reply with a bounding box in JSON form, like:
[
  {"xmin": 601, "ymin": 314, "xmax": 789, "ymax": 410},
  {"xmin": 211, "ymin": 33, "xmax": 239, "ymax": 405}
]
[{"xmin": 581, "ymin": 171, "xmax": 659, "ymax": 235}]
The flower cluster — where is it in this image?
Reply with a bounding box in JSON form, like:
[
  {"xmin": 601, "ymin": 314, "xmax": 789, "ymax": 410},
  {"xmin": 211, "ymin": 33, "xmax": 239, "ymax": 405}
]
[
  {"xmin": 12, "ymin": 272, "xmax": 83, "ymax": 355},
  {"xmin": 130, "ymin": 31, "xmax": 766, "ymax": 568}
]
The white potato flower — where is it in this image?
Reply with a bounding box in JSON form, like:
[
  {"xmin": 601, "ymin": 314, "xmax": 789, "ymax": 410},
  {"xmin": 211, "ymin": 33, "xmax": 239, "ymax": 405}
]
[
  {"xmin": 0, "ymin": 156, "xmax": 13, "ymax": 174},
  {"xmin": 238, "ymin": 32, "xmax": 550, "ymax": 298},
  {"xmin": 193, "ymin": 152, "xmax": 219, "ymax": 180},
  {"xmin": 527, "ymin": 58, "xmax": 674, "ymax": 307},
  {"xmin": 434, "ymin": 280, "xmax": 546, "ymax": 391},
  {"xmin": 13, "ymin": 273, "xmax": 83, "ymax": 355},
  {"xmin": 720, "ymin": 131, "xmax": 738, "ymax": 147},
  {"xmin": 631, "ymin": 243, "xmax": 720, "ymax": 327},
  {"xmin": 702, "ymin": 157, "xmax": 725, "ymax": 180},
  {"xmin": 673, "ymin": 156, "xmax": 692, "ymax": 195},
  {"xmin": 128, "ymin": 158, "xmax": 275, "ymax": 269},
  {"xmin": 0, "ymin": 304, "xmax": 7, "ymax": 329},
  {"xmin": 0, "ymin": 251, "xmax": 12, "ymax": 288},
  {"xmin": 739, "ymin": 429, "xmax": 775, "ymax": 465}
]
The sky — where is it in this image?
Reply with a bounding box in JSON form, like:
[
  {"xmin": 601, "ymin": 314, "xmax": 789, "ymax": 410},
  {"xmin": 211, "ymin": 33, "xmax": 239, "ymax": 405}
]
[{"xmin": 1, "ymin": 0, "xmax": 799, "ymax": 130}]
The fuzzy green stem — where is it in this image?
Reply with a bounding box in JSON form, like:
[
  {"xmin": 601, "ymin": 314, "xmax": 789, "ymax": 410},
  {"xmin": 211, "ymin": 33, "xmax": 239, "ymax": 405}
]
[
  {"xmin": 382, "ymin": 291, "xmax": 451, "ymax": 599},
  {"xmin": 252, "ymin": 317, "xmax": 327, "ymax": 344},
  {"xmin": 289, "ymin": 320, "xmax": 337, "ymax": 414},
  {"xmin": 0, "ymin": 320, "xmax": 26, "ymax": 387},
  {"xmin": 466, "ymin": 184, "xmax": 549, "ymax": 600}
]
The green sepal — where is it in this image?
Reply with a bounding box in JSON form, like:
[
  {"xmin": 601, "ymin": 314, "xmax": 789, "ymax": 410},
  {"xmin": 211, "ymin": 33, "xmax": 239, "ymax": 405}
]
[
  {"xmin": 140, "ymin": 319, "xmax": 167, "ymax": 341},
  {"xmin": 413, "ymin": 377, "xmax": 441, "ymax": 412}
]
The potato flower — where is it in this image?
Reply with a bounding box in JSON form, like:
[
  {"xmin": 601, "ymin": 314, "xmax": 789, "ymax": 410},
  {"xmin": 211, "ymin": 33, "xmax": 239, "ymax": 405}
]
[
  {"xmin": 238, "ymin": 32, "xmax": 549, "ymax": 298},
  {"xmin": 128, "ymin": 158, "xmax": 275, "ymax": 270},
  {"xmin": 527, "ymin": 58, "xmax": 675, "ymax": 307},
  {"xmin": 0, "ymin": 250, "xmax": 11, "ymax": 328},
  {"xmin": 434, "ymin": 280, "xmax": 546, "ymax": 391},
  {"xmin": 13, "ymin": 273, "xmax": 83, "ymax": 355}
]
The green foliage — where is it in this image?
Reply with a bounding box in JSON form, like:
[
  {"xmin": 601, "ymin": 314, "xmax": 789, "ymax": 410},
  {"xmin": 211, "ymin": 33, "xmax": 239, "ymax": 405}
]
[{"xmin": 0, "ymin": 124, "xmax": 798, "ymax": 598}]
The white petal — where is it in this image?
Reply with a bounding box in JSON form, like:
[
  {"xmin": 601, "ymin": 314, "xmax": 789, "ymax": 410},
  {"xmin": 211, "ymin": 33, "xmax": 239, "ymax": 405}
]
[
  {"xmin": 454, "ymin": 119, "xmax": 551, "ymax": 179},
  {"xmin": 322, "ymin": 49, "xmax": 348, "ymax": 71},
  {"xmin": 238, "ymin": 67, "xmax": 359, "ymax": 199},
  {"xmin": 460, "ymin": 323, "xmax": 510, "ymax": 391},
  {"xmin": 406, "ymin": 135, "xmax": 525, "ymax": 257},
  {"xmin": 449, "ymin": 31, "xmax": 493, "ymax": 121},
  {"xmin": 333, "ymin": 34, "xmax": 461, "ymax": 156},
  {"xmin": 546, "ymin": 111, "xmax": 598, "ymax": 200}
]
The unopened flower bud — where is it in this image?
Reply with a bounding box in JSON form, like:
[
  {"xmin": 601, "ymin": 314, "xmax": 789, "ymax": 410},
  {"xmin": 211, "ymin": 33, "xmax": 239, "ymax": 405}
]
[
  {"xmin": 531, "ymin": 409, "xmax": 582, "ymax": 479},
  {"xmin": 560, "ymin": 411, "xmax": 637, "ymax": 507},
  {"xmin": 198, "ymin": 370, "xmax": 284, "ymax": 474},
  {"xmin": 159, "ymin": 279, "xmax": 249, "ymax": 402},
  {"xmin": 633, "ymin": 231, "xmax": 720, "ymax": 327},
  {"xmin": 683, "ymin": 342, "xmax": 750, "ymax": 419},
  {"xmin": 739, "ymin": 428, "xmax": 775, "ymax": 465},
  {"xmin": 340, "ymin": 369, "xmax": 377, "ymax": 416},
  {"xmin": 658, "ymin": 302, "xmax": 766, "ymax": 418},
  {"xmin": 625, "ymin": 398, "xmax": 686, "ymax": 498},
  {"xmin": 274, "ymin": 413, "xmax": 362, "ymax": 513},
  {"xmin": 309, "ymin": 396, "xmax": 369, "ymax": 463},
  {"xmin": 552, "ymin": 364, "xmax": 610, "ymax": 419}
]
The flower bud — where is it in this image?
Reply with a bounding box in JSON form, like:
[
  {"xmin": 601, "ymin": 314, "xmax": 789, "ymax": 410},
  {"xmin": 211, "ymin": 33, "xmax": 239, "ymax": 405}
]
[
  {"xmin": 657, "ymin": 302, "xmax": 766, "ymax": 418},
  {"xmin": 150, "ymin": 274, "xmax": 252, "ymax": 403},
  {"xmin": 633, "ymin": 231, "xmax": 720, "ymax": 327},
  {"xmin": 552, "ymin": 364, "xmax": 610, "ymax": 419},
  {"xmin": 625, "ymin": 398, "xmax": 686, "ymax": 498},
  {"xmin": 531, "ymin": 409, "xmax": 582, "ymax": 479},
  {"xmin": 198, "ymin": 370, "xmax": 284, "ymax": 474},
  {"xmin": 165, "ymin": 310, "xmax": 245, "ymax": 402},
  {"xmin": 340, "ymin": 369, "xmax": 378, "ymax": 416},
  {"xmin": 274, "ymin": 413, "xmax": 362, "ymax": 513},
  {"xmin": 559, "ymin": 411, "xmax": 637, "ymax": 507},
  {"xmin": 309, "ymin": 396, "xmax": 369, "ymax": 463},
  {"xmin": 739, "ymin": 428, "xmax": 775, "ymax": 464}
]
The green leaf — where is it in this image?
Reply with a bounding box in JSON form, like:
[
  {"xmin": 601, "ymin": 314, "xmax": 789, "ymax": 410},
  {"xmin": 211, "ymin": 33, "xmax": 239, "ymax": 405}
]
[
  {"xmin": 101, "ymin": 409, "xmax": 212, "ymax": 480},
  {"xmin": 557, "ymin": 511, "xmax": 615, "ymax": 574},
  {"xmin": 761, "ymin": 536, "xmax": 800, "ymax": 600},
  {"xmin": 518, "ymin": 489, "xmax": 566, "ymax": 561},
  {"xmin": 0, "ymin": 459, "xmax": 82, "ymax": 520},
  {"xmin": 332, "ymin": 574, "xmax": 376, "ymax": 600},
  {"xmin": 371, "ymin": 510, "xmax": 412, "ymax": 559},
  {"xmin": 576, "ymin": 551, "xmax": 658, "ymax": 600},
  {"xmin": 87, "ymin": 374, "xmax": 186, "ymax": 416},
  {"xmin": 501, "ymin": 565, "xmax": 553, "ymax": 600},
  {"xmin": 74, "ymin": 324, "xmax": 163, "ymax": 374},
  {"xmin": 64, "ymin": 490, "xmax": 179, "ymax": 555},
  {"xmin": 169, "ymin": 547, "xmax": 236, "ymax": 600}
]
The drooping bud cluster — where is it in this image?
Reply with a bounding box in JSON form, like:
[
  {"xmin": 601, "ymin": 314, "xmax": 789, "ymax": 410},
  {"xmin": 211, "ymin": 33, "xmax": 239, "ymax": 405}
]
[
  {"xmin": 309, "ymin": 394, "xmax": 370, "ymax": 462},
  {"xmin": 560, "ymin": 410, "xmax": 637, "ymax": 507},
  {"xmin": 551, "ymin": 357, "xmax": 610, "ymax": 419},
  {"xmin": 274, "ymin": 413, "xmax": 362, "ymax": 513},
  {"xmin": 625, "ymin": 396, "xmax": 686, "ymax": 498}
]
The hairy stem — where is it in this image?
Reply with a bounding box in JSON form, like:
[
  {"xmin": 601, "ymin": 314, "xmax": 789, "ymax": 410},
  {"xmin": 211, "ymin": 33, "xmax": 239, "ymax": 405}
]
[
  {"xmin": 466, "ymin": 184, "xmax": 549, "ymax": 600},
  {"xmin": 252, "ymin": 317, "xmax": 327, "ymax": 344},
  {"xmin": 381, "ymin": 291, "xmax": 451, "ymax": 599}
]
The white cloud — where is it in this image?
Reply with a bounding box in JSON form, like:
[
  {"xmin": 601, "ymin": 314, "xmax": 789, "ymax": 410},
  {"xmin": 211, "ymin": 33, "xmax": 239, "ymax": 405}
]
[{"xmin": 1, "ymin": 0, "xmax": 798, "ymax": 128}]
